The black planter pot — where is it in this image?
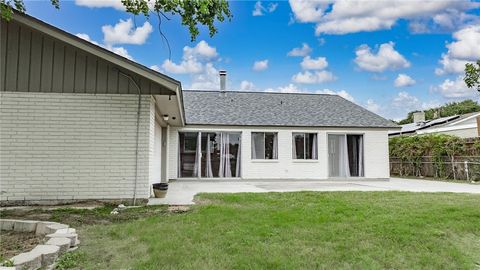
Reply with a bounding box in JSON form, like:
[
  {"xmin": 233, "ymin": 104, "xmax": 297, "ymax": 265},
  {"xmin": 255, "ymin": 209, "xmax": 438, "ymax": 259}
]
[{"xmin": 153, "ymin": 183, "xmax": 168, "ymax": 198}]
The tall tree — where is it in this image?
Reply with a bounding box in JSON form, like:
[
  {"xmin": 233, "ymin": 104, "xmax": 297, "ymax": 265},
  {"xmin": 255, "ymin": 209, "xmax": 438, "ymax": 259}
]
[
  {"xmin": 464, "ymin": 60, "xmax": 480, "ymax": 93},
  {"xmin": 1, "ymin": 0, "xmax": 232, "ymax": 42}
]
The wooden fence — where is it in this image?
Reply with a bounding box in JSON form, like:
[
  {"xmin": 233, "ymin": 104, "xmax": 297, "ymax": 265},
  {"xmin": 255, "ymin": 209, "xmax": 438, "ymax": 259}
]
[{"xmin": 390, "ymin": 156, "xmax": 480, "ymax": 181}]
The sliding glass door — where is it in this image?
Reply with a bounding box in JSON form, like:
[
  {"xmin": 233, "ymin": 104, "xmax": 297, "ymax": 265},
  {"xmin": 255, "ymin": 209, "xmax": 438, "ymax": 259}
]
[
  {"xmin": 328, "ymin": 134, "xmax": 364, "ymax": 177},
  {"xmin": 178, "ymin": 132, "xmax": 241, "ymax": 178}
]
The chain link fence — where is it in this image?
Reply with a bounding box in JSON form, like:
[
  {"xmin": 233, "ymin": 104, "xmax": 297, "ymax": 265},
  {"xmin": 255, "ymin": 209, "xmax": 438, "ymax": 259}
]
[{"xmin": 390, "ymin": 156, "xmax": 480, "ymax": 182}]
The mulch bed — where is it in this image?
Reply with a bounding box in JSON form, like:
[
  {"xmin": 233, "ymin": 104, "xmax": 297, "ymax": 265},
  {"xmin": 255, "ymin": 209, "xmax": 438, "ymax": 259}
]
[{"xmin": 0, "ymin": 231, "xmax": 43, "ymax": 260}]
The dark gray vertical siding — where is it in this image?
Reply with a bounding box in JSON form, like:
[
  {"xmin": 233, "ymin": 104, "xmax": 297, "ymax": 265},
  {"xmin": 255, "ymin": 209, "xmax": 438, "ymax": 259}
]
[
  {"xmin": 28, "ymin": 31, "xmax": 43, "ymax": 92},
  {"xmin": 51, "ymin": 43, "xmax": 65, "ymax": 92},
  {"xmin": 5, "ymin": 22, "xmax": 20, "ymax": 91},
  {"xmin": 96, "ymin": 60, "xmax": 108, "ymax": 93},
  {"xmin": 85, "ymin": 56, "xmax": 97, "ymax": 92},
  {"xmin": 63, "ymin": 45, "xmax": 75, "ymax": 92},
  {"xmin": 17, "ymin": 26, "xmax": 31, "ymax": 91},
  {"xmin": 1, "ymin": 22, "xmax": 7, "ymax": 90},
  {"xmin": 74, "ymin": 52, "xmax": 87, "ymax": 92},
  {"xmin": 40, "ymin": 37, "xmax": 53, "ymax": 92},
  {"xmin": 1, "ymin": 19, "xmax": 173, "ymax": 95}
]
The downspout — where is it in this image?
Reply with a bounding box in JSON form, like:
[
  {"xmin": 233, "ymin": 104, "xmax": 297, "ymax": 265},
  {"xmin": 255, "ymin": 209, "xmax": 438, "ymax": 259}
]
[{"xmin": 117, "ymin": 70, "xmax": 142, "ymax": 206}]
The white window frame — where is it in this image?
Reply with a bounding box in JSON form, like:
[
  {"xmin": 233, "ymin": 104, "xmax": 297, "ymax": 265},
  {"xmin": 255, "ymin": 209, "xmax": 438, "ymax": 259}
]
[
  {"xmin": 292, "ymin": 132, "xmax": 317, "ymax": 160},
  {"xmin": 251, "ymin": 132, "xmax": 278, "ymax": 160}
]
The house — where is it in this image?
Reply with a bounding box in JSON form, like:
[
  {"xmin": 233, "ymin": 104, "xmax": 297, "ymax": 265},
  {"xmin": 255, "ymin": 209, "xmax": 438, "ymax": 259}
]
[
  {"xmin": 388, "ymin": 111, "xmax": 480, "ymax": 138},
  {"xmin": 0, "ymin": 12, "xmax": 399, "ymax": 205}
]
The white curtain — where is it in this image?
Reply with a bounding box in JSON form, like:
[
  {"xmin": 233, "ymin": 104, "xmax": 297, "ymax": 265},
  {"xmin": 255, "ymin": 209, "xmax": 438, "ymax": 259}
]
[
  {"xmin": 292, "ymin": 135, "xmax": 297, "ymax": 159},
  {"xmin": 358, "ymin": 136, "xmax": 364, "ymax": 177},
  {"xmin": 252, "ymin": 133, "xmax": 264, "ymax": 159},
  {"xmin": 177, "ymin": 136, "xmax": 182, "ymax": 178},
  {"xmin": 272, "ymin": 133, "xmax": 278, "ymax": 159},
  {"xmin": 205, "ymin": 133, "xmax": 213, "ymax": 178},
  {"xmin": 338, "ymin": 135, "xmax": 351, "ymax": 177},
  {"xmin": 219, "ymin": 132, "xmax": 232, "ymax": 177},
  {"xmin": 235, "ymin": 137, "xmax": 241, "ymax": 177},
  {"xmin": 192, "ymin": 132, "xmax": 201, "ymax": 177},
  {"xmin": 312, "ymin": 133, "xmax": 317, "ymax": 159}
]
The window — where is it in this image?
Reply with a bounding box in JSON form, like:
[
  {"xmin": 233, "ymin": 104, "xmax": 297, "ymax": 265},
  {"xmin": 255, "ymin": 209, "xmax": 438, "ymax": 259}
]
[
  {"xmin": 292, "ymin": 133, "xmax": 317, "ymax": 159},
  {"xmin": 178, "ymin": 132, "xmax": 242, "ymax": 178},
  {"xmin": 251, "ymin": 132, "xmax": 278, "ymax": 159},
  {"xmin": 328, "ymin": 134, "xmax": 364, "ymax": 177}
]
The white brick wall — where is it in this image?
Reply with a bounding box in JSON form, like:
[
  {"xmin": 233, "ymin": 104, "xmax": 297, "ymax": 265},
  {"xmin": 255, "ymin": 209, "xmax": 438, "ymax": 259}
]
[
  {"xmin": 0, "ymin": 92, "xmax": 156, "ymax": 202},
  {"xmin": 168, "ymin": 125, "xmax": 390, "ymax": 180}
]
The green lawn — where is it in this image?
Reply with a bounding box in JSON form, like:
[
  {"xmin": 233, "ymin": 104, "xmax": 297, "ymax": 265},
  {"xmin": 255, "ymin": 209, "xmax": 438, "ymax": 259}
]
[{"xmin": 4, "ymin": 192, "xmax": 480, "ymax": 269}]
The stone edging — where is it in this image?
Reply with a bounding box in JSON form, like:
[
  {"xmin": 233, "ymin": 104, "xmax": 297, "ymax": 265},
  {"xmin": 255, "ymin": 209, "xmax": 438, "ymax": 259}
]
[{"xmin": 0, "ymin": 219, "xmax": 79, "ymax": 270}]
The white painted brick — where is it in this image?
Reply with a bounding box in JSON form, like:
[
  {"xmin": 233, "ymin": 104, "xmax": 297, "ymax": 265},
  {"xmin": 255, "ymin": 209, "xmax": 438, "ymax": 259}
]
[
  {"xmin": 1, "ymin": 92, "xmax": 157, "ymax": 202},
  {"xmin": 168, "ymin": 126, "xmax": 390, "ymax": 180}
]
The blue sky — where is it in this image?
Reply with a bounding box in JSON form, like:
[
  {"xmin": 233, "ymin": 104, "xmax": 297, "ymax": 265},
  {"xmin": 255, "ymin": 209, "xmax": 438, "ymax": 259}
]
[{"xmin": 25, "ymin": 0, "xmax": 480, "ymax": 120}]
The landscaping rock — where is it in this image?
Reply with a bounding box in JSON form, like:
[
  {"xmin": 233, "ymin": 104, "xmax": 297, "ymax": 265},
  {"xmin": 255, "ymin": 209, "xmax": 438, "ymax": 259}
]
[
  {"xmin": 44, "ymin": 223, "xmax": 69, "ymax": 235},
  {"xmin": 46, "ymin": 232, "xmax": 78, "ymax": 247},
  {"xmin": 118, "ymin": 204, "xmax": 126, "ymax": 210},
  {"xmin": 0, "ymin": 219, "xmax": 15, "ymax": 231},
  {"xmin": 55, "ymin": 228, "xmax": 76, "ymax": 234},
  {"xmin": 35, "ymin": 221, "xmax": 57, "ymax": 235},
  {"xmin": 13, "ymin": 220, "xmax": 37, "ymax": 232},
  {"xmin": 46, "ymin": 237, "xmax": 71, "ymax": 254},
  {"xmin": 30, "ymin": 245, "xmax": 60, "ymax": 267},
  {"xmin": 11, "ymin": 251, "xmax": 42, "ymax": 270}
]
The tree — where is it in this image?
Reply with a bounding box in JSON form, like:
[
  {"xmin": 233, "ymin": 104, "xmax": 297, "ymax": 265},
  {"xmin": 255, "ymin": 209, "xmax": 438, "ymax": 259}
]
[
  {"xmin": 1, "ymin": 0, "xmax": 232, "ymax": 42},
  {"xmin": 464, "ymin": 60, "xmax": 480, "ymax": 93}
]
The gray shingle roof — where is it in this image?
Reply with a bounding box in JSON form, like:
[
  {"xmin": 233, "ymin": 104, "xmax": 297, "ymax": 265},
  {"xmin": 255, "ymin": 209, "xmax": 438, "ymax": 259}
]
[{"xmin": 183, "ymin": 90, "xmax": 399, "ymax": 128}]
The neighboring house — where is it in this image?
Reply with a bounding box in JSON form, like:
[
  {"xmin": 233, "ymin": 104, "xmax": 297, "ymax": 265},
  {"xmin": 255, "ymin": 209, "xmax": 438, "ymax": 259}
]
[
  {"xmin": 0, "ymin": 13, "xmax": 399, "ymax": 205},
  {"xmin": 389, "ymin": 111, "xmax": 480, "ymax": 138}
]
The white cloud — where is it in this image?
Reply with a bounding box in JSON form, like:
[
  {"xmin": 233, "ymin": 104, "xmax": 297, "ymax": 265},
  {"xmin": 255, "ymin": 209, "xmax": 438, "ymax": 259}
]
[
  {"xmin": 288, "ymin": 0, "xmax": 480, "ymax": 35},
  {"xmin": 253, "ymin": 1, "xmax": 278, "ymax": 16},
  {"xmin": 265, "ymin": 83, "xmax": 302, "ymax": 93},
  {"xmin": 292, "ymin": 70, "xmax": 336, "ymax": 84},
  {"xmin": 392, "ymin": 91, "xmax": 419, "ymax": 108},
  {"xmin": 315, "ymin": 89, "xmax": 355, "ymax": 102},
  {"xmin": 364, "ymin": 99, "xmax": 380, "ymax": 113},
  {"xmin": 107, "ymin": 46, "xmax": 133, "ymax": 60},
  {"xmin": 76, "ymin": 33, "xmax": 99, "ymax": 46},
  {"xmin": 162, "ymin": 59, "xmax": 202, "ymax": 74},
  {"xmin": 300, "ymin": 56, "xmax": 328, "ymax": 70},
  {"xmin": 394, "ymin": 74, "xmax": 416, "ymax": 88},
  {"xmin": 253, "ymin": 60, "xmax": 269, "ymax": 71},
  {"xmin": 240, "ymin": 80, "xmax": 255, "ymax": 91},
  {"xmin": 432, "ymin": 75, "xmax": 477, "ymax": 98},
  {"xmin": 75, "ymin": 0, "xmax": 124, "ymax": 10},
  {"xmin": 190, "ymin": 63, "xmax": 220, "ymax": 90},
  {"xmin": 76, "ymin": 33, "xmax": 133, "ymax": 60},
  {"xmin": 435, "ymin": 25, "xmax": 480, "ymax": 75},
  {"xmin": 264, "ymin": 84, "xmax": 353, "ymax": 101},
  {"xmin": 149, "ymin": 65, "xmax": 161, "ymax": 72},
  {"xmin": 268, "ymin": 3, "xmax": 279, "ymax": 13},
  {"xmin": 162, "ymin": 41, "xmax": 218, "ymax": 74},
  {"xmin": 102, "ymin": 19, "xmax": 153, "ymax": 45},
  {"xmin": 184, "ymin": 40, "xmax": 218, "ymax": 59},
  {"xmin": 354, "ymin": 42, "xmax": 410, "ymax": 72},
  {"xmin": 287, "ymin": 43, "xmax": 312, "ymax": 57},
  {"xmin": 288, "ymin": 0, "xmax": 330, "ymax": 23}
]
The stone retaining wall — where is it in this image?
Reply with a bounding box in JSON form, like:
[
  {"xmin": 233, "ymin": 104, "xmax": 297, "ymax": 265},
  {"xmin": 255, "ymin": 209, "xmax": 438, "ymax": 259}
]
[{"xmin": 0, "ymin": 219, "xmax": 79, "ymax": 270}]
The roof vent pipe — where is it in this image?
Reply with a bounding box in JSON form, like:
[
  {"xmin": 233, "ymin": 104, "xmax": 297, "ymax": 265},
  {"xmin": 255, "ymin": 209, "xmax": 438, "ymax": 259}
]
[{"xmin": 219, "ymin": 70, "xmax": 227, "ymax": 92}]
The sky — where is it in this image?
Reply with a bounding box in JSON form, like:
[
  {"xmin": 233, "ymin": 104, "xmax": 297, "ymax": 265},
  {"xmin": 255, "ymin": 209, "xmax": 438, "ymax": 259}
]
[{"xmin": 24, "ymin": 0, "xmax": 480, "ymax": 120}]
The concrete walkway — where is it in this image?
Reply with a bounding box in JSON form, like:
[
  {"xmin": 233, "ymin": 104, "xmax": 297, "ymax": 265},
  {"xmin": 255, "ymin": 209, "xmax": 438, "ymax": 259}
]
[{"xmin": 148, "ymin": 178, "xmax": 480, "ymax": 205}]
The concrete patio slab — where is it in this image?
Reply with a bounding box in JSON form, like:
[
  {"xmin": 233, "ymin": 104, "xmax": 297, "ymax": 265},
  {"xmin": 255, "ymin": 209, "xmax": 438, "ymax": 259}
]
[{"xmin": 148, "ymin": 178, "xmax": 480, "ymax": 205}]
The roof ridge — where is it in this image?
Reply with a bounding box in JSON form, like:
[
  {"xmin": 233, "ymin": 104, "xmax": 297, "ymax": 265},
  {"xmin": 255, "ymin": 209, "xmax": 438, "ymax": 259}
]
[{"xmin": 183, "ymin": 90, "xmax": 339, "ymax": 96}]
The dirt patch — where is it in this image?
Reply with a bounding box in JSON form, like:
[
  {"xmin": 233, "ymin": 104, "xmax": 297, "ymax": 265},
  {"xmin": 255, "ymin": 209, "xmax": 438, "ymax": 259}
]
[
  {"xmin": 0, "ymin": 231, "xmax": 43, "ymax": 260},
  {"xmin": 167, "ymin": 206, "xmax": 190, "ymax": 213},
  {"xmin": 0, "ymin": 204, "xmax": 169, "ymax": 229}
]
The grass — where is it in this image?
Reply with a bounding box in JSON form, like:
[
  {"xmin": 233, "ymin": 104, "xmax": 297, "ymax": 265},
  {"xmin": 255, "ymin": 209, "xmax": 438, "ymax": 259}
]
[{"xmin": 2, "ymin": 192, "xmax": 480, "ymax": 269}]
